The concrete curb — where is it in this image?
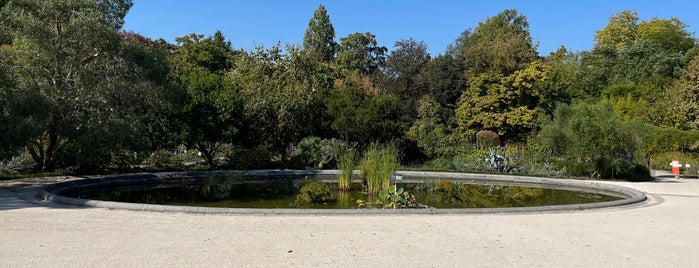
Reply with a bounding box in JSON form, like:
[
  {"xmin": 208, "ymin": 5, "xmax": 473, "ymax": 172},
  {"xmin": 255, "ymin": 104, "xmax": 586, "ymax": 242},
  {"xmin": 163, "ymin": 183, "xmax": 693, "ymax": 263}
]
[{"xmin": 37, "ymin": 170, "xmax": 647, "ymax": 215}]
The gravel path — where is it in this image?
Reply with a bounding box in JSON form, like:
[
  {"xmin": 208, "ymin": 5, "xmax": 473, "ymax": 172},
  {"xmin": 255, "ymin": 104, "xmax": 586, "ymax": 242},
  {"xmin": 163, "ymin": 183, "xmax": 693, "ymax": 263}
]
[{"xmin": 1, "ymin": 172, "xmax": 698, "ymax": 267}]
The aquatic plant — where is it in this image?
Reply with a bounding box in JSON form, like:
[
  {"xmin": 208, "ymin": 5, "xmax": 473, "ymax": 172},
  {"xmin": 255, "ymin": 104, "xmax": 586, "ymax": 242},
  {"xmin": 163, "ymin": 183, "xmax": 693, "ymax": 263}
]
[
  {"xmin": 358, "ymin": 142, "xmax": 399, "ymax": 194},
  {"xmin": 378, "ymin": 185, "xmax": 423, "ymax": 209},
  {"xmin": 337, "ymin": 147, "xmax": 356, "ymax": 191}
]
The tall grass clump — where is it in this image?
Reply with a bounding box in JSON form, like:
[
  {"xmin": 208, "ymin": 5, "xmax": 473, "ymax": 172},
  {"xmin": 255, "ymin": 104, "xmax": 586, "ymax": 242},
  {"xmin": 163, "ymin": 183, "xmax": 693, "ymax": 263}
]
[
  {"xmin": 337, "ymin": 147, "xmax": 356, "ymax": 191},
  {"xmin": 359, "ymin": 142, "xmax": 400, "ymax": 194}
]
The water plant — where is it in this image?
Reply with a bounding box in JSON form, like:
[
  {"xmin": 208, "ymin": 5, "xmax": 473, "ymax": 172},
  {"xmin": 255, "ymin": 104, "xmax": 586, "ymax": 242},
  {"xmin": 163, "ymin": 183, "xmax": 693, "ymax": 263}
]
[
  {"xmin": 378, "ymin": 185, "xmax": 422, "ymax": 209},
  {"xmin": 337, "ymin": 148, "xmax": 356, "ymax": 191},
  {"xmin": 358, "ymin": 142, "xmax": 399, "ymax": 194}
]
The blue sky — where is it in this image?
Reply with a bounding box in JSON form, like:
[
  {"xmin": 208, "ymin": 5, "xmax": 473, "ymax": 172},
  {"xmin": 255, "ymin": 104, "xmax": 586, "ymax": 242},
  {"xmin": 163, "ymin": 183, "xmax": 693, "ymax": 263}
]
[{"xmin": 123, "ymin": 1, "xmax": 699, "ymax": 56}]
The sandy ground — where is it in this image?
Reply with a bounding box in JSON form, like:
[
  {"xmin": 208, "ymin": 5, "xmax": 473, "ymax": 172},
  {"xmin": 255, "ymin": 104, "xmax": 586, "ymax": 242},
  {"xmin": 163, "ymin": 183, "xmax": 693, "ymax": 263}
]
[{"xmin": 1, "ymin": 172, "xmax": 699, "ymax": 267}]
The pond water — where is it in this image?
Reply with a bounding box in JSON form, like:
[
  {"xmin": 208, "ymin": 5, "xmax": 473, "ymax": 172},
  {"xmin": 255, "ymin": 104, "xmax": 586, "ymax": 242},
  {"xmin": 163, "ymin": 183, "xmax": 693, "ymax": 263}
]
[{"xmin": 62, "ymin": 177, "xmax": 622, "ymax": 209}]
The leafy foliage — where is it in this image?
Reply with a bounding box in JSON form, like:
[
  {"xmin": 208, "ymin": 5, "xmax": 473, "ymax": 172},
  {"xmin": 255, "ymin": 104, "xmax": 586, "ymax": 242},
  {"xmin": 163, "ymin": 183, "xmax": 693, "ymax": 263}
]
[{"xmin": 456, "ymin": 60, "xmax": 550, "ymax": 141}]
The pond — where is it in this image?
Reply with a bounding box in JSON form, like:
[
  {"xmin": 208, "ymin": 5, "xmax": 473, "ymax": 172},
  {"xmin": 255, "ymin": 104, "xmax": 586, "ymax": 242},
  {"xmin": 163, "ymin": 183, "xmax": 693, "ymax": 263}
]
[{"xmin": 61, "ymin": 176, "xmax": 622, "ymax": 209}]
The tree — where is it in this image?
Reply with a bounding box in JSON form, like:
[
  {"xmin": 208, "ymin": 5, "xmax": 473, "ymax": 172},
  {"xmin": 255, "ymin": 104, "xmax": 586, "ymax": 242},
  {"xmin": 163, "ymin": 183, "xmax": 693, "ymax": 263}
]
[
  {"xmin": 637, "ymin": 17, "xmax": 695, "ymax": 54},
  {"xmin": 460, "ymin": 9, "xmax": 538, "ymax": 77},
  {"xmin": 0, "ymin": 0, "xmax": 149, "ymax": 172},
  {"xmin": 324, "ymin": 87, "xmax": 406, "ymax": 145},
  {"xmin": 230, "ymin": 45, "xmax": 328, "ymax": 159},
  {"xmin": 595, "ymin": 10, "xmax": 694, "ymax": 54},
  {"xmin": 594, "ymin": 10, "xmax": 639, "ymax": 52},
  {"xmin": 303, "ymin": 4, "xmax": 336, "ymax": 63},
  {"xmin": 169, "ymin": 31, "xmax": 242, "ymax": 167},
  {"xmin": 663, "ymin": 55, "xmax": 699, "ymax": 130},
  {"xmin": 427, "ymin": 54, "xmax": 467, "ymax": 108},
  {"xmin": 336, "ymin": 32, "xmax": 387, "ymax": 75},
  {"xmin": 542, "ymin": 46, "xmax": 583, "ymax": 111},
  {"xmin": 455, "ymin": 60, "xmax": 549, "ymax": 141},
  {"xmin": 382, "ymin": 38, "xmax": 430, "ymax": 108}
]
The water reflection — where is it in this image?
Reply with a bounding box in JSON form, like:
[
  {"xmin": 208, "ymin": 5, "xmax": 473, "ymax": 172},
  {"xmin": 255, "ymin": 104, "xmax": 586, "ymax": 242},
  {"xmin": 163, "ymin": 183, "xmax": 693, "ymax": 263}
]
[{"xmin": 65, "ymin": 177, "xmax": 621, "ymax": 209}]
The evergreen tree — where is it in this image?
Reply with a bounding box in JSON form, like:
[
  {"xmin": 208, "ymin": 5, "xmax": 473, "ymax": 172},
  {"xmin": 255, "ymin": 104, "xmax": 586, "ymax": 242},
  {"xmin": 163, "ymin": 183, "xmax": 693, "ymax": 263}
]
[{"xmin": 303, "ymin": 4, "xmax": 336, "ymax": 62}]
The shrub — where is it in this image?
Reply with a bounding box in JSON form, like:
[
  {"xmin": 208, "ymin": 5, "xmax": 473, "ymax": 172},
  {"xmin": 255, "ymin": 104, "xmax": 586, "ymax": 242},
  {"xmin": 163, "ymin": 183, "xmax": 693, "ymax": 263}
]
[
  {"xmin": 225, "ymin": 146, "xmax": 273, "ymax": 170},
  {"xmin": 476, "ymin": 130, "xmax": 500, "ymax": 149}
]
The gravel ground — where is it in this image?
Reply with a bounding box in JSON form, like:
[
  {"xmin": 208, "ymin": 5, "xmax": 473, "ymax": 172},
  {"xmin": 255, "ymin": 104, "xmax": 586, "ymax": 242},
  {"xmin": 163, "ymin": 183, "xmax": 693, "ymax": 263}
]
[{"xmin": 1, "ymin": 171, "xmax": 698, "ymax": 267}]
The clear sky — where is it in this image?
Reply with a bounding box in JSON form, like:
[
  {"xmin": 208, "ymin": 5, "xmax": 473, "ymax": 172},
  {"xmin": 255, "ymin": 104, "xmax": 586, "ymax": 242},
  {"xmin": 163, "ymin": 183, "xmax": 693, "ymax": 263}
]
[{"xmin": 122, "ymin": 0, "xmax": 699, "ymax": 56}]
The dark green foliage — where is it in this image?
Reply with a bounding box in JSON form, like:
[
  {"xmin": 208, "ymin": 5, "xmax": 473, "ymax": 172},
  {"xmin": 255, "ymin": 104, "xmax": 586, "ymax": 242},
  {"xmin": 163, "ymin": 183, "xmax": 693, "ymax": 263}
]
[
  {"xmin": 224, "ymin": 147, "xmax": 274, "ymax": 170},
  {"xmin": 381, "ymin": 38, "xmax": 430, "ymax": 110},
  {"xmin": 427, "ymin": 54, "xmax": 467, "ymax": 108},
  {"xmin": 324, "ymin": 87, "xmax": 407, "ymax": 145},
  {"xmin": 303, "ymin": 4, "xmax": 336, "ymax": 62},
  {"xmin": 460, "ymin": 9, "xmax": 538, "ymax": 77}
]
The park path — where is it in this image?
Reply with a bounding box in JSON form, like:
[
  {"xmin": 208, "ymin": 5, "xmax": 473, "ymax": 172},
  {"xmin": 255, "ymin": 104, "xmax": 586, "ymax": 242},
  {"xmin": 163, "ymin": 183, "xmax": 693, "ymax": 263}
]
[{"xmin": 1, "ymin": 172, "xmax": 698, "ymax": 267}]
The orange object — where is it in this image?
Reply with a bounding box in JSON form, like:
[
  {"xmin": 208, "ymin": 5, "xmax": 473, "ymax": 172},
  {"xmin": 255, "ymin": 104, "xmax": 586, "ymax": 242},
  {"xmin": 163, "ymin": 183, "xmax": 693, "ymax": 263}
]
[{"xmin": 671, "ymin": 160, "xmax": 681, "ymax": 178}]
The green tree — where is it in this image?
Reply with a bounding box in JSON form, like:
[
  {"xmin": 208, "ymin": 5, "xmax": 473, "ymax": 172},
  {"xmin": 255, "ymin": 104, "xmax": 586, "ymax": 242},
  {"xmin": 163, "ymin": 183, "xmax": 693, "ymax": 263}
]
[
  {"xmin": 0, "ymin": 0, "xmax": 151, "ymax": 172},
  {"xmin": 303, "ymin": 4, "xmax": 336, "ymax": 63},
  {"xmin": 230, "ymin": 45, "xmax": 328, "ymax": 159},
  {"xmin": 427, "ymin": 54, "xmax": 467, "ymax": 108},
  {"xmin": 460, "ymin": 9, "xmax": 538, "ymax": 77},
  {"xmin": 324, "ymin": 87, "xmax": 406, "ymax": 145},
  {"xmin": 663, "ymin": 56, "xmax": 699, "ymax": 130},
  {"xmin": 336, "ymin": 32, "xmax": 386, "ymax": 75},
  {"xmin": 542, "ymin": 46, "xmax": 583, "ymax": 111},
  {"xmin": 382, "ymin": 38, "xmax": 430, "ymax": 109},
  {"xmin": 168, "ymin": 31, "xmax": 242, "ymax": 167},
  {"xmin": 455, "ymin": 60, "xmax": 550, "ymax": 141},
  {"xmin": 594, "ymin": 10, "xmax": 639, "ymax": 52}
]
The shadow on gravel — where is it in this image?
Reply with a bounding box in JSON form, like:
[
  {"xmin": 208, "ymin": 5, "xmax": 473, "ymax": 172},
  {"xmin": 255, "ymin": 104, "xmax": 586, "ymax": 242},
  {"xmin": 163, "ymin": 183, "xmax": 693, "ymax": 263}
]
[{"xmin": 0, "ymin": 187, "xmax": 83, "ymax": 211}]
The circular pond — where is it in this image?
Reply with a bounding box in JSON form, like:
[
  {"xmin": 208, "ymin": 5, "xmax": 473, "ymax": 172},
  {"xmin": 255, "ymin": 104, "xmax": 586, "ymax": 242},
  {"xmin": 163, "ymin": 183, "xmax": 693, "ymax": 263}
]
[{"xmin": 39, "ymin": 170, "xmax": 647, "ymax": 214}]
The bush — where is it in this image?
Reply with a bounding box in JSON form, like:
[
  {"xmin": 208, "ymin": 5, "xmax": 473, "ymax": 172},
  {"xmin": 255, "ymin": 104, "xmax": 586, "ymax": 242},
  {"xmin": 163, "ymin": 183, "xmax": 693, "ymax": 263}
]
[
  {"xmin": 0, "ymin": 151, "xmax": 36, "ymax": 174},
  {"xmin": 225, "ymin": 146, "xmax": 273, "ymax": 170},
  {"xmin": 476, "ymin": 130, "xmax": 500, "ymax": 149},
  {"xmin": 289, "ymin": 137, "xmax": 350, "ymax": 169}
]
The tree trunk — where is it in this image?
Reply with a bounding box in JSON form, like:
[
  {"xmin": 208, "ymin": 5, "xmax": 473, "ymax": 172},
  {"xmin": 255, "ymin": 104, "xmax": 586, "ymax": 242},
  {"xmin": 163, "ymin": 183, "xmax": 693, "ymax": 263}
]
[{"xmin": 26, "ymin": 130, "xmax": 65, "ymax": 172}]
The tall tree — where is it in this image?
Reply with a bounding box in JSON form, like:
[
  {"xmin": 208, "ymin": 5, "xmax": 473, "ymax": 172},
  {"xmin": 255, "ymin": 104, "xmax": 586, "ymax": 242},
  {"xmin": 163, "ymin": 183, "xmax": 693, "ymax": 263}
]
[
  {"xmin": 0, "ymin": 0, "xmax": 146, "ymax": 171},
  {"xmin": 336, "ymin": 32, "xmax": 387, "ymax": 75},
  {"xmin": 461, "ymin": 9, "xmax": 538, "ymax": 77},
  {"xmin": 303, "ymin": 4, "xmax": 336, "ymax": 62},
  {"xmin": 168, "ymin": 31, "xmax": 242, "ymax": 167},
  {"xmin": 230, "ymin": 45, "xmax": 327, "ymax": 159},
  {"xmin": 382, "ymin": 38, "xmax": 430, "ymax": 108},
  {"xmin": 594, "ymin": 10, "xmax": 639, "ymax": 52},
  {"xmin": 427, "ymin": 54, "xmax": 467, "ymax": 108}
]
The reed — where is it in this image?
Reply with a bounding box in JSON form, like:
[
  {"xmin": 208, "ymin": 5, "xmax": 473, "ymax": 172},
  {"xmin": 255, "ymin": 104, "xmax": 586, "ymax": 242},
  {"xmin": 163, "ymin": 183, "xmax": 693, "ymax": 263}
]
[
  {"xmin": 337, "ymin": 147, "xmax": 356, "ymax": 191},
  {"xmin": 359, "ymin": 142, "xmax": 399, "ymax": 194}
]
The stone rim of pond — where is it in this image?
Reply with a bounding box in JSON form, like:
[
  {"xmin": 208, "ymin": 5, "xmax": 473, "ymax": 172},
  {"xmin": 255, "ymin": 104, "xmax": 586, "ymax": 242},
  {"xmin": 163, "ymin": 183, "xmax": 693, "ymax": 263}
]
[{"xmin": 37, "ymin": 170, "xmax": 647, "ymax": 214}]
